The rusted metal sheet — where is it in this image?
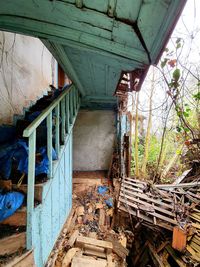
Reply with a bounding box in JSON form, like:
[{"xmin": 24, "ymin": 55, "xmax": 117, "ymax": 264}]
[{"xmin": 172, "ymin": 227, "xmax": 187, "ymax": 252}]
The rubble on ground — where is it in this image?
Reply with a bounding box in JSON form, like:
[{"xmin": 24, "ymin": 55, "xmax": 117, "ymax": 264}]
[
  {"xmin": 118, "ymin": 170, "xmax": 200, "ymax": 266},
  {"xmin": 47, "ymin": 165, "xmax": 200, "ymax": 267},
  {"xmin": 46, "ymin": 178, "xmax": 133, "ymax": 267}
]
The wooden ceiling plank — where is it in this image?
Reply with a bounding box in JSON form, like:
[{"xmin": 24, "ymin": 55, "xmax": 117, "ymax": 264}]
[{"xmin": 42, "ymin": 40, "xmax": 85, "ymax": 96}]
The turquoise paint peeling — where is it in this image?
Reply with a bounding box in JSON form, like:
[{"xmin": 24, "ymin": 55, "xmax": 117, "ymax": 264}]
[
  {"xmin": 21, "ymin": 85, "xmax": 79, "ymax": 266},
  {"xmin": 0, "ymin": 0, "xmax": 187, "ymax": 106},
  {"xmin": 31, "ymin": 135, "xmax": 72, "ymax": 266}
]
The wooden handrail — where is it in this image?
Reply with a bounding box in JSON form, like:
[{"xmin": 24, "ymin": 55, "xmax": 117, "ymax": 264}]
[
  {"xmin": 24, "ymin": 83, "xmax": 80, "ymax": 250},
  {"xmin": 23, "ymin": 84, "xmax": 74, "ymax": 138}
]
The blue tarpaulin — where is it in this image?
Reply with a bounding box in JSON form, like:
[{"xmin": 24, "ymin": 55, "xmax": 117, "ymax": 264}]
[
  {"xmin": 0, "ymin": 140, "xmax": 57, "ymax": 179},
  {"xmin": 0, "ymin": 191, "xmax": 24, "ymax": 222},
  {"xmin": 97, "ymin": 186, "xmax": 108, "ymax": 195}
]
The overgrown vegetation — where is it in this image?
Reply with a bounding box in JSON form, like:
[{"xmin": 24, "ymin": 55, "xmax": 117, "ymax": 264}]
[{"xmin": 131, "ymin": 35, "xmax": 200, "ymax": 183}]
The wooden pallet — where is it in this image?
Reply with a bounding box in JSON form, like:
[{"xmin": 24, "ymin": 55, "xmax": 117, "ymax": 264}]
[{"xmin": 118, "ymin": 178, "xmax": 178, "ymax": 231}]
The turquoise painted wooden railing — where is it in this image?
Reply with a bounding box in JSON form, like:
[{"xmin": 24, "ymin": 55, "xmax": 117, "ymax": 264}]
[{"xmin": 23, "ymin": 84, "xmax": 80, "ymax": 250}]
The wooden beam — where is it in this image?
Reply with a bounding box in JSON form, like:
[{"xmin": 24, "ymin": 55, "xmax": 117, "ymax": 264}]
[
  {"xmin": 0, "ymin": 232, "xmax": 26, "ymax": 256},
  {"xmin": 63, "ymin": 39, "xmax": 141, "ymax": 70},
  {"xmin": 82, "ymin": 95, "xmax": 116, "ymax": 103},
  {"xmin": 0, "ymin": 0, "xmax": 148, "ymax": 63},
  {"xmin": 42, "ymin": 40, "xmax": 85, "ymax": 96},
  {"xmin": 6, "ymin": 249, "xmax": 35, "ymax": 267},
  {"xmin": 76, "ymin": 236, "xmax": 113, "ymax": 250},
  {"xmin": 71, "ymin": 256, "xmax": 107, "ymax": 267}
]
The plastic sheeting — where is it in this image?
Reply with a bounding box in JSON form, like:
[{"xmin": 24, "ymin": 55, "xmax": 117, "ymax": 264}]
[
  {"xmin": 0, "ymin": 140, "xmax": 57, "ymax": 179},
  {"xmin": 0, "ymin": 191, "xmax": 24, "ymax": 222}
]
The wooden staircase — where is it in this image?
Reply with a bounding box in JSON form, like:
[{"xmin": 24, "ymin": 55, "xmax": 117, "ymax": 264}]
[
  {"xmin": 0, "ymin": 224, "xmax": 35, "ymax": 266},
  {"xmin": 0, "ymin": 87, "xmax": 58, "ymax": 266},
  {"xmin": 0, "ymin": 84, "xmax": 77, "ymax": 266}
]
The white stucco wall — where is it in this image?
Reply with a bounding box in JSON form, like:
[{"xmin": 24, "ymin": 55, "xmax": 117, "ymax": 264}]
[
  {"xmin": 0, "ymin": 31, "xmax": 56, "ymax": 124},
  {"xmin": 73, "ymin": 110, "xmax": 116, "ymax": 171}
]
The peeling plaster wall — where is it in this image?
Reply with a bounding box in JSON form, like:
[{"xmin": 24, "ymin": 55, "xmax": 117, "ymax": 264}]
[
  {"xmin": 0, "ymin": 31, "xmax": 56, "ymax": 124},
  {"xmin": 73, "ymin": 110, "xmax": 116, "ymax": 171}
]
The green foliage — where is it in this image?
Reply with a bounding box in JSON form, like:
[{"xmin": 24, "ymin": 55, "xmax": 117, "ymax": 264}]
[
  {"xmin": 193, "ymin": 92, "xmax": 200, "ymax": 100},
  {"xmin": 147, "ymin": 136, "xmax": 160, "ymax": 164}
]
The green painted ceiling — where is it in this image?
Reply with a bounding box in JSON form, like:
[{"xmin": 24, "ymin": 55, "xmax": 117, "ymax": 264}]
[{"xmin": 0, "ymin": 0, "xmax": 186, "ymax": 107}]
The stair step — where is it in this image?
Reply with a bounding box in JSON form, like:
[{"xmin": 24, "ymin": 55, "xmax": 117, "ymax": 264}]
[
  {"xmin": 0, "ymin": 207, "xmax": 26, "ymax": 226},
  {"xmin": 15, "ymin": 119, "xmax": 30, "ymax": 138},
  {"xmin": 13, "ymin": 114, "xmax": 25, "ymax": 126},
  {"xmin": 0, "ymin": 232, "xmax": 26, "ymax": 256},
  {"xmin": 13, "ymin": 183, "xmax": 43, "ymax": 202},
  {"xmin": 29, "ymin": 98, "xmax": 52, "ymax": 112},
  {"xmin": 3, "ymin": 250, "xmax": 36, "ymax": 267}
]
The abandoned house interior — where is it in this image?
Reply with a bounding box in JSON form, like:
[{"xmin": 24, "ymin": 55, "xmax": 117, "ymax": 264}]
[{"xmin": 0, "ymin": 0, "xmax": 199, "ymax": 267}]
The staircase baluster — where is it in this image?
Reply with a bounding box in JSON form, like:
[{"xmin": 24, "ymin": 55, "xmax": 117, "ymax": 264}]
[
  {"xmin": 47, "ymin": 112, "xmax": 53, "ymax": 178},
  {"xmin": 26, "ymin": 130, "xmax": 36, "ymax": 249},
  {"xmin": 66, "ymin": 93, "xmax": 69, "ymax": 134},
  {"xmin": 55, "ymin": 105, "xmax": 60, "ymax": 157},
  {"xmin": 61, "ymin": 98, "xmax": 66, "ymax": 143}
]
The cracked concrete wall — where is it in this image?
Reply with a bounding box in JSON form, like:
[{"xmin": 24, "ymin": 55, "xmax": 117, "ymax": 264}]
[
  {"xmin": 0, "ymin": 31, "xmax": 56, "ymax": 124},
  {"xmin": 73, "ymin": 110, "xmax": 116, "ymax": 171}
]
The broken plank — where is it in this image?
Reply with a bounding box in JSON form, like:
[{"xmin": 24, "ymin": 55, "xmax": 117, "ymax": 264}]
[
  {"xmin": 76, "ymin": 236, "xmax": 113, "ymax": 250},
  {"xmin": 119, "ymin": 205, "xmax": 173, "ymax": 231},
  {"xmin": 106, "ymin": 236, "xmax": 129, "ymax": 259},
  {"xmin": 119, "ymin": 190, "xmax": 175, "ymax": 217},
  {"xmin": 119, "ymin": 196, "xmax": 177, "ymax": 225},
  {"xmin": 156, "ymin": 181, "xmax": 200, "ymax": 190},
  {"xmin": 121, "ymin": 182, "xmax": 173, "ymax": 206},
  {"xmin": 121, "ymin": 184, "xmax": 173, "ymax": 208},
  {"xmin": 0, "ymin": 232, "xmax": 26, "ymax": 256},
  {"xmin": 99, "ymin": 209, "xmax": 105, "ymax": 226},
  {"xmin": 107, "ymin": 253, "xmax": 115, "ymax": 267},
  {"xmin": 71, "ymin": 256, "xmax": 107, "ymax": 267},
  {"xmin": 62, "ymin": 248, "xmax": 81, "ymax": 267},
  {"xmin": 83, "ymin": 244, "xmax": 107, "ymax": 259},
  {"xmin": 173, "ymin": 169, "xmax": 192, "ymax": 185},
  {"xmin": 6, "ymin": 249, "xmax": 35, "ymax": 267},
  {"xmin": 148, "ymin": 242, "xmax": 165, "ymax": 267},
  {"xmin": 165, "ymin": 245, "xmax": 187, "ymax": 267},
  {"xmin": 68, "ymin": 229, "xmax": 79, "ymax": 247}
]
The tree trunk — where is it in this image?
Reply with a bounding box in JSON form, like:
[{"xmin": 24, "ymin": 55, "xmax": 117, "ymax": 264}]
[
  {"xmin": 141, "ymin": 69, "xmax": 155, "ymax": 176},
  {"xmin": 160, "ymin": 144, "xmax": 184, "ymax": 180},
  {"xmin": 135, "ymin": 92, "xmax": 139, "ymax": 177}
]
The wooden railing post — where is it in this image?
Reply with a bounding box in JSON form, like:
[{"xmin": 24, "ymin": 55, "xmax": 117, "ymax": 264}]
[
  {"xmin": 26, "ymin": 130, "xmax": 36, "ymax": 249},
  {"xmin": 23, "ymin": 84, "xmax": 80, "ymax": 251},
  {"xmin": 61, "ymin": 98, "xmax": 66, "ymax": 143},
  {"xmin": 47, "ymin": 112, "xmax": 52, "ymax": 178},
  {"xmin": 69, "ymin": 90, "xmax": 73, "ymax": 124},
  {"xmin": 73, "ymin": 88, "xmax": 76, "ymax": 116},
  {"xmin": 55, "ymin": 105, "xmax": 60, "ymax": 157},
  {"xmin": 66, "ymin": 94, "xmax": 69, "ymax": 134}
]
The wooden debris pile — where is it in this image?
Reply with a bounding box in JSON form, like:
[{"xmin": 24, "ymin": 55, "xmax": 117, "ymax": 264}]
[
  {"xmin": 47, "ymin": 181, "xmax": 133, "ymax": 267},
  {"xmin": 118, "ymin": 176, "xmax": 200, "ymax": 266},
  {"xmin": 131, "ymin": 222, "xmax": 200, "ymax": 267}
]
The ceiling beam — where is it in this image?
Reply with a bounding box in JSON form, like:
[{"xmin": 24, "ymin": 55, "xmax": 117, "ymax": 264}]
[
  {"xmin": 62, "ymin": 40, "xmax": 143, "ymax": 70},
  {"xmin": 0, "ymin": 0, "xmax": 148, "ymax": 64},
  {"xmin": 42, "ymin": 40, "xmax": 85, "ymax": 96},
  {"xmin": 82, "ymin": 95, "xmax": 116, "ymax": 103}
]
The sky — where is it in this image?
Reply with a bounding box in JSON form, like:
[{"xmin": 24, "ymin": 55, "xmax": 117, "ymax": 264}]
[{"xmin": 135, "ymin": 0, "xmax": 200, "ymax": 135}]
